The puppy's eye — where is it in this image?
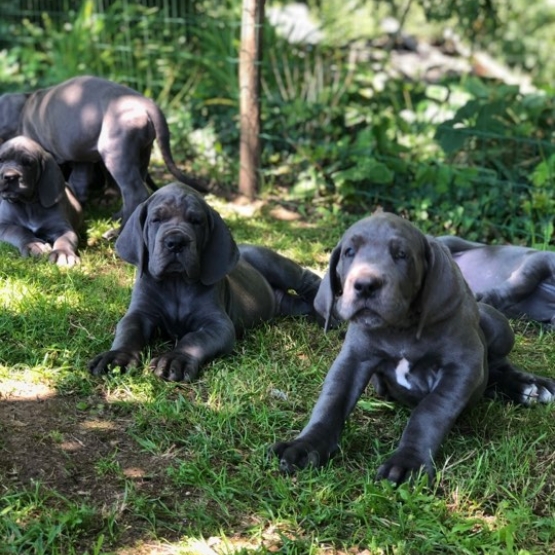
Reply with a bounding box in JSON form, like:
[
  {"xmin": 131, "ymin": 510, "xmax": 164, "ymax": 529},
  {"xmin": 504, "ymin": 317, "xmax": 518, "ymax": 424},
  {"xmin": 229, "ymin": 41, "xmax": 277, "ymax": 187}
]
[
  {"xmin": 188, "ymin": 215, "xmax": 202, "ymax": 225},
  {"xmin": 343, "ymin": 247, "xmax": 355, "ymax": 258},
  {"xmin": 392, "ymin": 249, "xmax": 407, "ymax": 260}
]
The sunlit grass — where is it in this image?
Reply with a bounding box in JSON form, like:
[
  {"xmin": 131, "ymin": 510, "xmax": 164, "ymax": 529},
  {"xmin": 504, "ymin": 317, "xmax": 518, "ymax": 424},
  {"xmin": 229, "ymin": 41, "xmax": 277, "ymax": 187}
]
[{"xmin": 1, "ymin": 195, "xmax": 555, "ymax": 554}]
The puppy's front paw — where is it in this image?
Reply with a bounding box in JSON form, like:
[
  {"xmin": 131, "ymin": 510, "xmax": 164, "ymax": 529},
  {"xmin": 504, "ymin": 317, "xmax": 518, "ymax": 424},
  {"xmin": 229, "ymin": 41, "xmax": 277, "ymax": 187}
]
[
  {"xmin": 376, "ymin": 449, "xmax": 434, "ymax": 485},
  {"xmin": 88, "ymin": 350, "xmax": 140, "ymax": 376},
  {"xmin": 23, "ymin": 241, "xmax": 52, "ymax": 257},
  {"xmin": 269, "ymin": 439, "xmax": 331, "ymax": 474},
  {"xmin": 150, "ymin": 352, "xmax": 201, "ymax": 382},
  {"xmin": 49, "ymin": 249, "xmax": 80, "ymax": 267}
]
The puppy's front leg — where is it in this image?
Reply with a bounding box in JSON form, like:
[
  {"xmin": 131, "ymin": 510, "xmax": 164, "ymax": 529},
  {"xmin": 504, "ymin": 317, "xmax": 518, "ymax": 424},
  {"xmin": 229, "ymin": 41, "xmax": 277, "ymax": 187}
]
[
  {"xmin": 0, "ymin": 222, "xmax": 51, "ymax": 257},
  {"xmin": 50, "ymin": 229, "xmax": 80, "ymax": 267},
  {"xmin": 271, "ymin": 342, "xmax": 377, "ymax": 472},
  {"xmin": 88, "ymin": 311, "xmax": 156, "ymax": 376},
  {"xmin": 150, "ymin": 314, "xmax": 236, "ymax": 382},
  {"xmin": 376, "ymin": 365, "xmax": 481, "ymax": 485}
]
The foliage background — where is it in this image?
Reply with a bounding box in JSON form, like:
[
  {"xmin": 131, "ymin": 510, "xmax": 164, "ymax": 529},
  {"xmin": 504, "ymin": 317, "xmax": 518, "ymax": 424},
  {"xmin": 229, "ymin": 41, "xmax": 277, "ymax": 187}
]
[{"xmin": 1, "ymin": 0, "xmax": 554, "ymax": 243}]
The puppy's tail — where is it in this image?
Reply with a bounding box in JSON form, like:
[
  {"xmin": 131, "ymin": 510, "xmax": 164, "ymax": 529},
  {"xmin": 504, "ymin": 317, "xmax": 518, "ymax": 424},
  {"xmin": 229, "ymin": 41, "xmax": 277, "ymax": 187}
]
[{"xmin": 147, "ymin": 103, "xmax": 209, "ymax": 193}]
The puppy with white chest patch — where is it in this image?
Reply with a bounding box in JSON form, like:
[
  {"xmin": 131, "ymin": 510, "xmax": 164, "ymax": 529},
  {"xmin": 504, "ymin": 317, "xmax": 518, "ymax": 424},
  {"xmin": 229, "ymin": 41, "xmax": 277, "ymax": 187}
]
[{"xmin": 271, "ymin": 212, "xmax": 555, "ymax": 485}]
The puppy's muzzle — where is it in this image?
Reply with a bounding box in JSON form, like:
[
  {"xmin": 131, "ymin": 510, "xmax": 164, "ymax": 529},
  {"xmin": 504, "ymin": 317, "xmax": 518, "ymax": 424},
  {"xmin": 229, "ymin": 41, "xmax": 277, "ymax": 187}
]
[
  {"xmin": 353, "ymin": 273, "xmax": 384, "ymax": 299},
  {"xmin": 0, "ymin": 167, "xmax": 22, "ymax": 187},
  {"xmin": 163, "ymin": 231, "xmax": 191, "ymax": 254},
  {"xmin": 0, "ymin": 168, "xmax": 23, "ymax": 200}
]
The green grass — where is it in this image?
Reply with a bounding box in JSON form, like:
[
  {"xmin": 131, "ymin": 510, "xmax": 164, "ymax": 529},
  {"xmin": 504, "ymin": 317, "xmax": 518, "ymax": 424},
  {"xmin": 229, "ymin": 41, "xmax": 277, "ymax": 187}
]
[{"xmin": 1, "ymin": 194, "xmax": 555, "ymax": 555}]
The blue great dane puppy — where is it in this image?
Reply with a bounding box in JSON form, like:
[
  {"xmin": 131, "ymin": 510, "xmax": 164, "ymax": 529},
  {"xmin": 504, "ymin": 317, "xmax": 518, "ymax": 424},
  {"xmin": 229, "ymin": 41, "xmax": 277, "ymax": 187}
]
[
  {"xmin": 437, "ymin": 235, "xmax": 555, "ymax": 326},
  {"xmin": 271, "ymin": 213, "xmax": 555, "ymax": 485},
  {"xmin": 0, "ymin": 136, "xmax": 82, "ymax": 266},
  {"xmin": 88, "ymin": 182, "xmax": 321, "ymax": 382},
  {"xmin": 0, "ymin": 76, "xmax": 206, "ymax": 227}
]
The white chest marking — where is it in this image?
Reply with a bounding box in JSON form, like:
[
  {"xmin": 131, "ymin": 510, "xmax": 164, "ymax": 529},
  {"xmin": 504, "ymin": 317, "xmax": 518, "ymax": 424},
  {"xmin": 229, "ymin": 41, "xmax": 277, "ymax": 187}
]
[{"xmin": 394, "ymin": 357, "xmax": 412, "ymax": 389}]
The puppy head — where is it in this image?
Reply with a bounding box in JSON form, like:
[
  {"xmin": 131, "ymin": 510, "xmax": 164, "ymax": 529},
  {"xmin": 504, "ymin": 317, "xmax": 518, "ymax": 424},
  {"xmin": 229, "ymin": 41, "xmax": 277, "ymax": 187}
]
[
  {"xmin": 317, "ymin": 212, "xmax": 468, "ymax": 336},
  {"xmin": 0, "ymin": 136, "xmax": 41, "ymax": 202},
  {"xmin": 0, "ymin": 136, "xmax": 65, "ymax": 206},
  {"xmin": 116, "ymin": 182, "xmax": 239, "ymax": 284},
  {"xmin": 326, "ymin": 212, "xmax": 429, "ymax": 330}
]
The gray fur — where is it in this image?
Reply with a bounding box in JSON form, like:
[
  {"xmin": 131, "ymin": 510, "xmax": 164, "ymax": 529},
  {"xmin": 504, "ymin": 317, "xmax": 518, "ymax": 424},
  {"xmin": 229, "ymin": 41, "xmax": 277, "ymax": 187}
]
[
  {"xmin": 0, "ymin": 76, "xmax": 206, "ymax": 226},
  {"xmin": 272, "ymin": 213, "xmax": 555, "ymax": 485},
  {"xmin": 438, "ymin": 235, "xmax": 555, "ymax": 326},
  {"xmin": 88, "ymin": 182, "xmax": 321, "ymax": 382}
]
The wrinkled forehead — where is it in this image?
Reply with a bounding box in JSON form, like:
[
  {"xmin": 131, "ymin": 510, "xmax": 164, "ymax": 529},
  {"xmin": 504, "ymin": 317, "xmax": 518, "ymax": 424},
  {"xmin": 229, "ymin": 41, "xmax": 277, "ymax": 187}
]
[
  {"xmin": 342, "ymin": 214, "xmax": 424, "ymax": 250},
  {"xmin": 0, "ymin": 137, "xmax": 36, "ymax": 158},
  {"xmin": 149, "ymin": 185, "xmax": 207, "ymax": 217}
]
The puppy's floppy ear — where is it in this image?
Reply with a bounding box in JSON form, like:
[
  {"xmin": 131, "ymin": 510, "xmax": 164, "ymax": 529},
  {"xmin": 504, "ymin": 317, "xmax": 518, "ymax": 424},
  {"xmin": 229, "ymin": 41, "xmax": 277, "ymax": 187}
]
[
  {"xmin": 313, "ymin": 243, "xmax": 342, "ymax": 332},
  {"xmin": 38, "ymin": 149, "xmax": 66, "ymax": 208},
  {"xmin": 328, "ymin": 244, "xmax": 343, "ymax": 298},
  {"xmin": 115, "ymin": 200, "xmax": 149, "ymax": 274},
  {"xmin": 415, "ymin": 237, "xmax": 467, "ymax": 339},
  {"xmin": 199, "ymin": 205, "xmax": 240, "ymax": 286}
]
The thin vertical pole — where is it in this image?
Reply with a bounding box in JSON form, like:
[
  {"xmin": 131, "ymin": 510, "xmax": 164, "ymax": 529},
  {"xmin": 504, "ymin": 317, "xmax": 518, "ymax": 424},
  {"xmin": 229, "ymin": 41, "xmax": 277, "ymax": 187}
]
[{"xmin": 239, "ymin": 0, "xmax": 264, "ymax": 199}]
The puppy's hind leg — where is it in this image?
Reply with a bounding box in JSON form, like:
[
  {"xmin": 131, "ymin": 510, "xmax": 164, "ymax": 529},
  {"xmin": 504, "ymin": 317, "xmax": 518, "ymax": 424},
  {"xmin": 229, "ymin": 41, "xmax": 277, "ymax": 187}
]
[
  {"xmin": 238, "ymin": 244, "xmax": 322, "ymax": 316},
  {"xmin": 479, "ymin": 302, "xmax": 555, "ymax": 405},
  {"xmin": 485, "ymin": 360, "xmax": 555, "ymax": 406}
]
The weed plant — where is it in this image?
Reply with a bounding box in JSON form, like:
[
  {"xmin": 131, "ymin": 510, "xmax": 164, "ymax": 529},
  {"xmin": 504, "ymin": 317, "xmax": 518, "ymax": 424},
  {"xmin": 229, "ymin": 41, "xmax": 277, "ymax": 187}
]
[{"xmin": 1, "ymin": 2, "xmax": 554, "ymax": 245}]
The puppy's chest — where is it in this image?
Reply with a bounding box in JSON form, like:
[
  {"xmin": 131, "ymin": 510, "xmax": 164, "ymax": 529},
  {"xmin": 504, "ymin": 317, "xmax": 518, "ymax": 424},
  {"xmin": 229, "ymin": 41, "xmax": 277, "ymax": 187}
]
[
  {"xmin": 151, "ymin": 283, "xmax": 206, "ymax": 338},
  {"xmin": 374, "ymin": 353, "xmax": 443, "ymax": 398},
  {"xmin": 160, "ymin": 296, "xmax": 208, "ymax": 338},
  {"xmin": 160, "ymin": 303, "xmax": 193, "ymax": 338},
  {"xmin": 7, "ymin": 202, "xmax": 45, "ymax": 229},
  {"xmin": 152, "ymin": 279, "xmax": 230, "ymax": 341}
]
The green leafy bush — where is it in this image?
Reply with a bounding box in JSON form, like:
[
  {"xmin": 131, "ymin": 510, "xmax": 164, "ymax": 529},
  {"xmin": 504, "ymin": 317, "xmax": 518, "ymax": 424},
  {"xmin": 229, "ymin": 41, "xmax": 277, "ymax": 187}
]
[{"xmin": 2, "ymin": 1, "xmax": 555, "ymax": 243}]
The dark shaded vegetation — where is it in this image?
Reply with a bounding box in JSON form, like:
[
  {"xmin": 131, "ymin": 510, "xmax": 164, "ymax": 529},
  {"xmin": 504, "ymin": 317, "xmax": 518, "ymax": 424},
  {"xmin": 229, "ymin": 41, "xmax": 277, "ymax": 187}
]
[{"xmin": 1, "ymin": 0, "xmax": 554, "ymax": 243}]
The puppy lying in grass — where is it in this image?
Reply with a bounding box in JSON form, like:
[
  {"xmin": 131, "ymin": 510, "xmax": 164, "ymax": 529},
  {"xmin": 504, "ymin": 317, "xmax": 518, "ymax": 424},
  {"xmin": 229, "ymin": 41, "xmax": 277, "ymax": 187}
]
[
  {"xmin": 88, "ymin": 182, "xmax": 322, "ymax": 381},
  {"xmin": 272, "ymin": 213, "xmax": 555, "ymax": 485},
  {"xmin": 438, "ymin": 235, "xmax": 555, "ymax": 326},
  {"xmin": 0, "ymin": 136, "xmax": 81, "ymax": 267}
]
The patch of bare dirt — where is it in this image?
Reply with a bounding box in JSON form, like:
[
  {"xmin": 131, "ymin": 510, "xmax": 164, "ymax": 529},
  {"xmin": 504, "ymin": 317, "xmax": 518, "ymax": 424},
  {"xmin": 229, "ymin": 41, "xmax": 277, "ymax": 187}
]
[{"xmin": 0, "ymin": 380, "xmax": 183, "ymax": 551}]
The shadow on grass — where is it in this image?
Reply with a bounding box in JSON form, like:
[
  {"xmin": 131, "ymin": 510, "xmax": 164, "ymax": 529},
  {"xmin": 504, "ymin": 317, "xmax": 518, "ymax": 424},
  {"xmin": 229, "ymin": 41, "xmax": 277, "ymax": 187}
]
[
  {"xmin": 0, "ymin": 383, "xmax": 191, "ymax": 553},
  {"xmin": 2, "ymin": 205, "xmax": 555, "ymax": 553},
  {"xmin": 2, "ymin": 317, "xmax": 555, "ymax": 554}
]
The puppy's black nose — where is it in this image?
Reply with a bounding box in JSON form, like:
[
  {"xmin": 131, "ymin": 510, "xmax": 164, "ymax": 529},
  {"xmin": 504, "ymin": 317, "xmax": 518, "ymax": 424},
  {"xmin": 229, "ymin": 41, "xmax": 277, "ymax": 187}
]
[
  {"xmin": 353, "ymin": 275, "xmax": 384, "ymax": 298},
  {"xmin": 1, "ymin": 170, "xmax": 20, "ymax": 183},
  {"xmin": 163, "ymin": 234, "xmax": 189, "ymax": 253}
]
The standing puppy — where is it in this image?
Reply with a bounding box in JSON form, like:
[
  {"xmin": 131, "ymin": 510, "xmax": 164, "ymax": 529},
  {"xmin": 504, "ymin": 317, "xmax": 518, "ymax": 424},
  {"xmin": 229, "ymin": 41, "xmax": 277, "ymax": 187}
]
[
  {"xmin": 88, "ymin": 182, "xmax": 321, "ymax": 381},
  {"xmin": 0, "ymin": 76, "xmax": 206, "ymax": 226},
  {"xmin": 0, "ymin": 136, "xmax": 82, "ymax": 266},
  {"xmin": 271, "ymin": 213, "xmax": 555, "ymax": 484},
  {"xmin": 437, "ymin": 235, "xmax": 555, "ymax": 326}
]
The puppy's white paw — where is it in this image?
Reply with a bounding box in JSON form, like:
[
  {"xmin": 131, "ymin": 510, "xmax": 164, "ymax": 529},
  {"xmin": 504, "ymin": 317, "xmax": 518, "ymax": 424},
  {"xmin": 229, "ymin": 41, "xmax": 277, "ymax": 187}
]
[{"xmin": 520, "ymin": 383, "xmax": 555, "ymax": 406}]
